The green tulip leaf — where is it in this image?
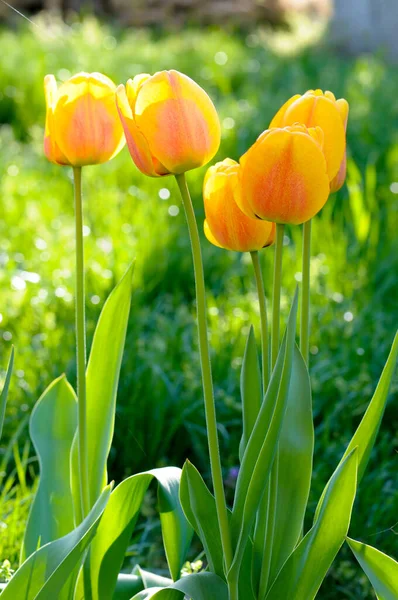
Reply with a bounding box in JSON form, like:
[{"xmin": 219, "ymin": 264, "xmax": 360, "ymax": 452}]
[
  {"xmin": 113, "ymin": 572, "xmax": 145, "ymax": 600},
  {"xmin": 268, "ymin": 346, "xmax": 313, "ymax": 586},
  {"xmin": 347, "ymin": 537, "xmax": 398, "ymax": 600},
  {"xmin": 90, "ymin": 466, "xmax": 192, "ymax": 600},
  {"xmin": 85, "ymin": 261, "xmax": 134, "ymax": 507},
  {"xmin": 22, "ymin": 375, "xmax": 78, "ymax": 562},
  {"xmin": 229, "ymin": 290, "xmax": 298, "ymax": 584},
  {"xmin": 1, "ymin": 485, "xmax": 111, "ymax": 600},
  {"xmin": 314, "ymin": 331, "xmax": 398, "ymax": 522},
  {"xmin": 180, "ymin": 460, "xmax": 225, "ymax": 579},
  {"xmin": 0, "ymin": 346, "xmax": 14, "ymax": 442},
  {"xmin": 239, "ymin": 326, "xmax": 262, "ymax": 460},
  {"xmin": 265, "ymin": 448, "xmax": 358, "ymax": 600},
  {"xmin": 130, "ymin": 572, "xmax": 229, "ymax": 600}
]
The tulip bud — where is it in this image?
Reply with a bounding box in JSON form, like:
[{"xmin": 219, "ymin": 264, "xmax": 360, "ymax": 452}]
[
  {"xmin": 116, "ymin": 70, "xmax": 221, "ymax": 177},
  {"xmin": 203, "ymin": 158, "xmax": 275, "ymax": 252},
  {"xmin": 237, "ymin": 125, "xmax": 330, "ymax": 226},
  {"xmin": 44, "ymin": 72, "xmax": 125, "ymax": 167},
  {"xmin": 270, "ymin": 89, "xmax": 349, "ymax": 185}
]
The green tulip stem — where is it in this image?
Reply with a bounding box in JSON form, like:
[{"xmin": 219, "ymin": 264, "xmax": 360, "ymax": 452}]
[
  {"xmin": 175, "ymin": 174, "xmax": 234, "ymax": 577},
  {"xmin": 259, "ymin": 222, "xmax": 285, "ymax": 597},
  {"xmin": 300, "ymin": 219, "xmax": 312, "ymax": 365},
  {"xmin": 73, "ymin": 166, "xmax": 90, "ymax": 520},
  {"xmin": 250, "ymin": 251, "xmax": 269, "ymax": 393},
  {"xmin": 271, "ymin": 223, "xmax": 285, "ymax": 369}
]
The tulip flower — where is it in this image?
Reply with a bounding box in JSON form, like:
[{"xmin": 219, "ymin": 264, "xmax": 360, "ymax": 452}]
[
  {"xmin": 270, "ymin": 89, "xmax": 349, "ymax": 185},
  {"xmin": 44, "ymin": 72, "xmax": 125, "ymax": 167},
  {"xmin": 116, "ymin": 70, "xmax": 221, "ymax": 177},
  {"xmin": 204, "ymin": 159, "xmax": 275, "ymax": 252},
  {"xmin": 237, "ymin": 124, "xmax": 330, "ymax": 226}
]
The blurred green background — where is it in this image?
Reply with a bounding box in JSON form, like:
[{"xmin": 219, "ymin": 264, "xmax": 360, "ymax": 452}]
[{"xmin": 0, "ymin": 11, "xmax": 397, "ymax": 599}]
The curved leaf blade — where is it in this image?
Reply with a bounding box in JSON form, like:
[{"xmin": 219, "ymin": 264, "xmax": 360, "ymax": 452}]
[
  {"xmin": 85, "ymin": 261, "xmax": 134, "ymax": 506},
  {"xmin": 347, "ymin": 538, "xmax": 398, "ymax": 600},
  {"xmin": 229, "ymin": 290, "xmax": 298, "ymax": 583},
  {"xmin": 239, "ymin": 326, "xmax": 262, "ymax": 460},
  {"xmin": 265, "ymin": 449, "xmax": 358, "ymax": 600},
  {"xmin": 0, "ymin": 346, "xmax": 14, "ymax": 442},
  {"xmin": 314, "ymin": 331, "xmax": 398, "ymax": 522},
  {"xmin": 268, "ymin": 346, "xmax": 314, "ymax": 584},
  {"xmin": 22, "ymin": 375, "xmax": 77, "ymax": 562},
  {"xmin": 180, "ymin": 460, "xmax": 225, "ymax": 579},
  {"xmin": 1, "ymin": 486, "xmax": 111, "ymax": 600},
  {"xmin": 90, "ymin": 467, "xmax": 192, "ymax": 600},
  {"xmin": 132, "ymin": 572, "xmax": 229, "ymax": 600}
]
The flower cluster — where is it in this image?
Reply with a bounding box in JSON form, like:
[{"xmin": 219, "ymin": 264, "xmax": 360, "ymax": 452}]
[{"xmin": 44, "ymin": 70, "xmax": 348, "ymax": 251}]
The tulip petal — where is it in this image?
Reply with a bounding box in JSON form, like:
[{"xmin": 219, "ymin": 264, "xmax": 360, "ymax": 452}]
[
  {"xmin": 204, "ymin": 220, "xmax": 223, "ymax": 249},
  {"xmin": 43, "ymin": 75, "xmax": 70, "ymax": 166},
  {"xmin": 204, "ymin": 159, "xmax": 275, "ymax": 252},
  {"xmin": 270, "ymin": 94, "xmax": 301, "ymax": 128},
  {"xmin": 52, "ymin": 72, "xmax": 125, "ymax": 166},
  {"xmin": 134, "ymin": 70, "xmax": 221, "ymax": 174},
  {"xmin": 116, "ymin": 84, "xmax": 169, "ymax": 177},
  {"xmin": 279, "ymin": 94, "xmax": 346, "ymax": 181},
  {"xmin": 239, "ymin": 128, "xmax": 330, "ymax": 225}
]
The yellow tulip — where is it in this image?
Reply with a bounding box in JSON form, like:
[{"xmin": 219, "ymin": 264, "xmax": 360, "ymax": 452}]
[
  {"xmin": 116, "ymin": 70, "xmax": 221, "ymax": 177},
  {"xmin": 44, "ymin": 72, "xmax": 125, "ymax": 167},
  {"xmin": 237, "ymin": 124, "xmax": 330, "ymax": 225},
  {"xmin": 204, "ymin": 159, "xmax": 275, "ymax": 252},
  {"xmin": 270, "ymin": 89, "xmax": 349, "ymax": 184}
]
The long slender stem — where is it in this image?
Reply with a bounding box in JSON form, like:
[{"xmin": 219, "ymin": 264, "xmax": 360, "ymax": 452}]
[
  {"xmin": 271, "ymin": 224, "xmax": 285, "ymax": 369},
  {"xmin": 258, "ymin": 223, "xmax": 285, "ymax": 597},
  {"xmin": 175, "ymin": 174, "xmax": 234, "ymax": 577},
  {"xmin": 73, "ymin": 166, "xmax": 90, "ymax": 519},
  {"xmin": 250, "ymin": 251, "xmax": 269, "ymax": 393},
  {"xmin": 300, "ymin": 219, "xmax": 312, "ymax": 365}
]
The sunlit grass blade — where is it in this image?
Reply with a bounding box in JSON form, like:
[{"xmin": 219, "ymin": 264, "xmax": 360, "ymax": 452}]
[
  {"xmin": 347, "ymin": 537, "xmax": 398, "ymax": 600},
  {"xmin": 265, "ymin": 448, "xmax": 358, "ymax": 600},
  {"xmin": 21, "ymin": 375, "xmax": 77, "ymax": 562}
]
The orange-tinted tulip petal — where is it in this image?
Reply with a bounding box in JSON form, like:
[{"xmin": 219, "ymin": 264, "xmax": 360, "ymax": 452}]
[
  {"xmin": 238, "ymin": 125, "xmax": 330, "ymax": 225},
  {"xmin": 270, "ymin": 89, "xmax": 347, "ymax": 182},
  {"xmin": 116, "ymin": 84, "xmax": 168, "ymax": 177},
  {"xmin": 44, "ymin": 75, "xmax": 70, "ymax": 166},
  {"xmin": 203, "ymin": 158, "xmax": 275, "ymax": 252},
  {"xmin": 330, "ymin": 98, "xmax": 349, "ymax": 192},
  {"xmin": 119, "ymin": 70, "xmax": 221, "ymax": 177},
  {"xmin": 44, "ymin": 72, "xmax": 125, "ymax": 167}
]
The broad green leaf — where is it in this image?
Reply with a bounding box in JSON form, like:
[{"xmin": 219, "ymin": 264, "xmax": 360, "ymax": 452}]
[
  {"xmin": 90, "ymin": 466, "xmax": 192, "ymax": 600},
  {"xmin": 228, "ymin": 290, "xmax": 298, "ymax": 584},
  {"xmin": 347, "ymin": 537, "xmax": 398, "ymax": 600},
  {"xmin": 180, "ymin": 460, "xmax": 225, "ymax": 579},
  {"xmin": 0, "ymin": 346, "xmax": 14, "ymax": 442},
  {"xmin": 180, "ymin": 461, "xmax": 256, "ymax": 598},
  {"xmin": 113, "ymin": 573, "xmax": 144, "ymax": 600},
  {"xmin": 268, "ymin": 346, "xmax": 313, "ymax": 585},
  {"xmin": 22, "ymin": 375, "xmax": 77, "ymax": 563},
  {"xmin": 132, "ymin": 572, "xmax": 229, "ymax": 600},
  {"xmin": 239, "ymin": 326, "xmax": 262, "ymax": 460},
  {"xmin": 314, "ymin": 331, "xmax": 398, "ymax": 522},
  {"xmin": 1, "ymin": 486, "xmax": 111, "ymax": 600},
  {"xmin": 265, "ymin": 449, "xmax": 358, "ymax": 600},
  {"xmin": 85, "ymin": 262, "xmax": 134, "ymax": 506},
  {"xmin": 138, "ymin": 568, "xmax": 173, "ymax": 589}
]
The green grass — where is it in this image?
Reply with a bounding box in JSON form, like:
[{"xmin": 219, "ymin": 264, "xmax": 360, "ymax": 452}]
[{"xmin": 0, "ymin": 16, "xmax": 397, "ymax": 598}]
